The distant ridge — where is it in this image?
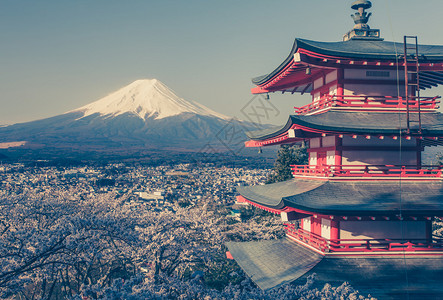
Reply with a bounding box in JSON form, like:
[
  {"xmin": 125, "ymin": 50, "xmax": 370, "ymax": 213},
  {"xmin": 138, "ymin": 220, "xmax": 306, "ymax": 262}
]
[{"xmin": 0, "ymin": 79, "xmax": 261, "ymax": 157}]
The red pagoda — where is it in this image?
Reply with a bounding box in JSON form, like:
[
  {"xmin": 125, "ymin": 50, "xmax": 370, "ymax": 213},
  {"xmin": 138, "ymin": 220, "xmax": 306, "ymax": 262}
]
[{"xmin": 226, "ymin": 1, "xmax": 443, "ymax": 298}]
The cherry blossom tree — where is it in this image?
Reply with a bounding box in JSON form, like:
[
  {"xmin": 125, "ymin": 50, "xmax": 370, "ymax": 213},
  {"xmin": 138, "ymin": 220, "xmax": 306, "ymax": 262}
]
[
  {"xmin": 0, "ymin": 186, "xmax": 374, "ymax": 299},
  {"xmin": 0, "ymin": 189, "xmax": 138, "ymax": 298}
]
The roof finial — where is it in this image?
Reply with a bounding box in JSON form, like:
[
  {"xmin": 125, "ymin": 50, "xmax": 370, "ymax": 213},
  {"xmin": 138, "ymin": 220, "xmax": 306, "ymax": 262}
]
[
  {"xmin": 351, "ymin": 0, "xmax": 372, "ymax": 30},
  {"xmin": 343, "ymin": 0, "xmax": 383, "ymax": 41}
]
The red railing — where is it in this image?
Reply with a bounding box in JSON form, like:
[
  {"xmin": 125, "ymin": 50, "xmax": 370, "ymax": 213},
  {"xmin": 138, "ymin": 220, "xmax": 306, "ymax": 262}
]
[
  {"xmin": 285, "ymin": 225, "xmax": 443, "ymax": 253},
  {"xmin": 294, "ymin": 94, "xmax": 441, "ymax": 115},
  {"xmin": 329, "ymin": 238, "xmax": 443, "ymax": 252},
  {"xmin": 285, "ymin": 225, "xmax": 329, "ymax": 252},
  {"xmin": 291, "ymin": 164, "xmax": 443, "ymax": 178}
]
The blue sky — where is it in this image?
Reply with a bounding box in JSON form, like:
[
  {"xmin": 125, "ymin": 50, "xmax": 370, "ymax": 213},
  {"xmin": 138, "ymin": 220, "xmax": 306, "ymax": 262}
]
[{"xmin": 1, "ymin": 0, "xmax": 443, "ymax": 125}]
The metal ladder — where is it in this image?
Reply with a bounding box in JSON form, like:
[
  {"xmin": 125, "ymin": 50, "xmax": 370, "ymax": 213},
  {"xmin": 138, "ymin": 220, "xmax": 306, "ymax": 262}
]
[{"xmin": 403, "ymin": 36, "xmax": 421, "ymax": 134}]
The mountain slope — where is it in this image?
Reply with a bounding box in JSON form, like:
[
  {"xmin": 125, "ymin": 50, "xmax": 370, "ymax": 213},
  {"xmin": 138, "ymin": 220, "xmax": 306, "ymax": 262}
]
[{"xmin": 0, "ymin": 79, "xmax": 260, "ymax": 153}]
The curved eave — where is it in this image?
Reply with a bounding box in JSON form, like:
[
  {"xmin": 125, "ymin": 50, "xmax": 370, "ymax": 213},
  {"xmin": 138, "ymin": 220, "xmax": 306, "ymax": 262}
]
[
  {"xmin": 245, "ymin": 112, "xmax": 443, "ymax": 145},
  {"xmin": 245, "ymin": 117, "xmax": 294, "ymax": 140},
  {"xmin": 291, "ymin": 112, "xmax": 443, "ymax": 136},
  {"xmin": 241, "ymin": 195, "xmax": 443, "ymax": 217},
  {"xmin": 252, "ymin": 38, "xmax": 443, "ymax": 93},
  {"xmin": 237, "ymin": 179, "xmax": 325, "ymax": 211},
  {"xmin": 237, "ymin": 179, "xmax": 443, "ymax": 217},
  {"xmin": 245, "ymin": 117, "xmax": 318, "ymax": 148},
  {"xmin": 252, "ymin": 39, "xmax": 300, "ymax": 86}
]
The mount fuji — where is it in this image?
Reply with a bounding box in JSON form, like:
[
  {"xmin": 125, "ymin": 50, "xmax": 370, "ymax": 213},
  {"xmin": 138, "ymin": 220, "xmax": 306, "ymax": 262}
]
[
  {"xmin": 0, "ymin": 79, "xmax": 261, "ymax": 158},
  {"xmin": 71, "ymin": 79, "xmax": 231, "ymax": 122}
]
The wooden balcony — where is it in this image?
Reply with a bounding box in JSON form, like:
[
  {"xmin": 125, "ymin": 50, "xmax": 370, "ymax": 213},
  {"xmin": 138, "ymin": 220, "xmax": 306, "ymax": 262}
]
[
  {"xmin": 285, "ymin": 226, "xmax": 443, "ymax": 254},
  {"xmin": 294, "ymin": 94, "xmax": 441, "ymax": 115},
  {"xmin": 285, "ymin": 225, "xmax": 329, "ymax": 252},
  {"xmin": 291, "ymin": 164, "xmax": 443, "ymax": 179}
]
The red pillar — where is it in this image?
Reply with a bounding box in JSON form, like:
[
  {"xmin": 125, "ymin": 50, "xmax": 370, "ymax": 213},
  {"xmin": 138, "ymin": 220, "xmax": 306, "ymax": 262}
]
[
  {"xmin": 335, "ymin": 136, "xmax": 342, "ymax": 170},
  {"xmin": 337, "ymin": 68, "xmax": 344, "ymax": 97},
  {"xmin": 330, "ymin": 220, "xmax": 340, "ymax": 240},
  {"xmin": 311, "ymin": 216, "xmax": 321, "ymax": 236}
]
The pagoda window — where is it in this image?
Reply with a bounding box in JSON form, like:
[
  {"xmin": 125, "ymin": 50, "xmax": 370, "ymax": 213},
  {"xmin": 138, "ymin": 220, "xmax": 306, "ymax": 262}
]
[
  {"xmin": 309, "ymin": 152, "xmax": 317, "ymax": 166},
  {"xmin": 302, "ymin": 217, "xmax": 311, "ymax": 232},
  {"xmin": 339, "ymin": 135, "xmax": 420, "ymax": 166},
  {"xmin": 312, "ymin": 78, "xmax": 326, "ymax": 102},
  {"xmin": 366, "ymin": 71, "xmax": 390, "ymax": 77},
  {"xmin": 313, "ymin": 77, "xmax": 324, "ymax": 90},
  {"xmin": 345, "ymin": 69, "xmax": 395, "ymax": 80},
  {"xmin": 342, "ymin": 150, "xmax": 417, "ymax": 166},
  {"xmin": 310, "ymin": 138, "xmax": 321, "ymax": 148},
  {"xmin": 326, "ymin": 151, "xmax": 335, "ymax": 165},
  {"xmin": 340, "ymin": 221, "xmax": 427, "ymax": 241},
  {"xmin": 308, "ymin": 136, "xmax": 338, "ymax": 167},
  {"xmin": 342, "ymin": 68, "xmax": 410, "ymax": 97},
  {"xmin": 312, "ymin": 72, "xmax": 338, "ymax": 102},
  {"xmin": 344, "ymin": 83, "xmax": 405, "ymax": 97},
  {"xmin": 325, "ymin": 70, "xmax": 338, "ymax": 84},
  {"xmin": 321, "ymin": 218, "xmax": 332, "ymax": 240},
  {"xmin": 322, "ymin": 136, "xmax": 336, "ymax": 147}
]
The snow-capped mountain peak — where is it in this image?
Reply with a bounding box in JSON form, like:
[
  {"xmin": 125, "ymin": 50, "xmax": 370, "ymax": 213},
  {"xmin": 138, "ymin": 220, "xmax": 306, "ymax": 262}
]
[
  {"xmin": 0, "ymin": 79, "xmax": 264, "ymax": 153},
  {"xmin": 72, "ymin": 79, "xmax": 230, "ymax": 120}
]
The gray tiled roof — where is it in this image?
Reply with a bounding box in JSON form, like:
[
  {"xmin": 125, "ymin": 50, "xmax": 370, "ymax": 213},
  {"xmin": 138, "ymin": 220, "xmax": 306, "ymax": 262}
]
[
  {"xmin": 306, "ymin": 255, "xmax": 443, "ymax": 300},
  {"xmin": 253, "ymin": 38, "xmax": 443, "ymax": 86},
  {"xmin": 225, "ymin": 238, "xmax": 323, "ymax": 290},
  {"xmin": 237, "ymin": 179, "xmax": 443, "ymax": 215},
  {"xmin": 298, "ymin": 38, "xmax": 443, "ymax": 60},
  {"xmin": 226, "ymin": 238, "xmax": 443, "ymax": 299},
  {"xmin": 237, "ymin": 179, "xmax": 324, "ymax": 209},
  {"xmin": 246, "ymin": 111, "xmax": 443, "ymax": 140}
]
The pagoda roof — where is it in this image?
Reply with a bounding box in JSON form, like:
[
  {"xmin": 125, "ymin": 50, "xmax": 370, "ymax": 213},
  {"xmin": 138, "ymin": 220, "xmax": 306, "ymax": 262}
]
[
  {"xmin": 225, "ymin": 238, "xmax": 323, "ymax": 291},
  {"xmin": 227, "ymin": 238, "xmax": 443, "ymax": 298},
  {"xmin": 246, "ymin": 111, "xmax": 443, "ymax": 141},
  {"xmin": 237, "ymin": 179, "xmax": 443, "ymax": 216},
  {"xmin": 252, "ymin": 38, "xmax": 443, "ymax": 94}
]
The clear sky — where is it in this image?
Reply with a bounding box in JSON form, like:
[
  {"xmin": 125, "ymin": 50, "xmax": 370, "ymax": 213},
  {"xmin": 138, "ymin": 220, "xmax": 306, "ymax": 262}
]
[{"xmin": 1, "ymin": 0, "xmax": 443, "ymax": 125}]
